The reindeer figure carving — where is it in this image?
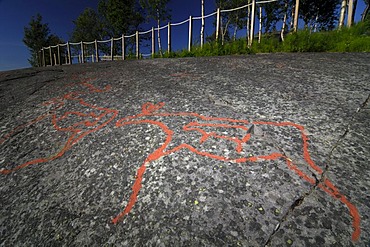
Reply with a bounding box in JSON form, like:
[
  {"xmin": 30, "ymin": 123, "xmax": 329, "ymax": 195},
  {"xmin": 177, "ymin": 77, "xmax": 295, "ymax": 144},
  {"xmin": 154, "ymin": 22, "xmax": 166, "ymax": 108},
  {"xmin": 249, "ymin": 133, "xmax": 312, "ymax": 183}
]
[
  {"xmin": 0, "ymin": 80, "xmax": 118, "ymax": 174},
  {"xmin": 114, "ymin": 102, "xmax": 360, "ymax": 242}
]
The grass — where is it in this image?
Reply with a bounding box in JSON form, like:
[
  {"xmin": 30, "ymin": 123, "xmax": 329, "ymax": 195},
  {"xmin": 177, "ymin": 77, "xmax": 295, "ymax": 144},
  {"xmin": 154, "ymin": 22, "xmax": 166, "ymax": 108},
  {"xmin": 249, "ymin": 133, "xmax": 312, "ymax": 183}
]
[{"xmin": 151, "ymin": 20, "xmax": 370, "ymax": 59}]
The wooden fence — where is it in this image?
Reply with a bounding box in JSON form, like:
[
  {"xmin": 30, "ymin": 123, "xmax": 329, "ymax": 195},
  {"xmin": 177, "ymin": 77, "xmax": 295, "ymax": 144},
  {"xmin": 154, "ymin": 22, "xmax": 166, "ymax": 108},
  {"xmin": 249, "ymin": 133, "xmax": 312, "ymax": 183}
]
[{"xmin": 38, "ymin": 0, "xmax": 355, "ymax": 67}]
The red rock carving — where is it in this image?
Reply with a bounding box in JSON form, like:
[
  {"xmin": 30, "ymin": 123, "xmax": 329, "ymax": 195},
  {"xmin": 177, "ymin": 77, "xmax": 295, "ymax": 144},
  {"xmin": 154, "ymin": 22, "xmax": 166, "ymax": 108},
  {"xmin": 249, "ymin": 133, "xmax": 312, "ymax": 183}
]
[
  {"xmin": 114, "ymin": 102, "xmax": 360, "ymax": 241},
  {"xmin": 0, "ymin": 84, "xmax": 361, "ymax": 241},
  {"xmin": 0, "ymin": 80, "xmax": 118, "ymax": 174}
]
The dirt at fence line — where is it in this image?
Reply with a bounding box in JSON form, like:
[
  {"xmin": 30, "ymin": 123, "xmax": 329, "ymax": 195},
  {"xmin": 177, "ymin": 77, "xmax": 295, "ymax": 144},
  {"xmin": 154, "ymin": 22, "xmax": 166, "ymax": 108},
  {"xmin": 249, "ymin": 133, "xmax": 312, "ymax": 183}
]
[{"xmin": 1, "ymin": 53, "xmax": 369, "ymax": 246}]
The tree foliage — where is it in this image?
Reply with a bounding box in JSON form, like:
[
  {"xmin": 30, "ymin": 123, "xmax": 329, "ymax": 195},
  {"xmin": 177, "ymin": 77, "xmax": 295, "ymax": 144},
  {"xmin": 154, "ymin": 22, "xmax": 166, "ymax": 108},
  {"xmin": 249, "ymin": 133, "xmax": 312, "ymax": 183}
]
[
  {"xmin": 23, "ymin": 14, "xmax": 63, "ymax": 67},
  {"xmin": 139, "ymin": 0, "xmax": 171, "ymax": 56},
  {"xmin": 362, "ymin": 0, "xmax": 370, "ymax": 21},
  {"xmin": 69, "ymin": 1, "xmax": 145, "ymax": 57},
  {"xmin": 71, "ymin": 8, "xmax": 103, "ymax": 42},
  {"xmin": 98, "ymin": 0, "xmax": 144, "ymax": 38},
  {"xmin": 261, "ymin": 0, "xmax": 287, "ymax": 33},
  {"xmin": 139, "ymin": 0, "xmax": 171, "ymax": 23},
  {"xmin": 217, "ymin": 0, "xmax": 248, "ymax": 41},
  {"xmin": 299, "ymin": 0, "xmax": 339, "ymax": 30}
]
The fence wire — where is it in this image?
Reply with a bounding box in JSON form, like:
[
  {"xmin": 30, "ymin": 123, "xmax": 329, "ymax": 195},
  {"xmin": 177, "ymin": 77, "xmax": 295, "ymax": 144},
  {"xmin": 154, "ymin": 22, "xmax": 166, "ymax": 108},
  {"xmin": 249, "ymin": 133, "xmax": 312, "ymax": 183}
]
[{"xmin": 40, "ymin": 0, "xmax": 288, "ymax": 66}]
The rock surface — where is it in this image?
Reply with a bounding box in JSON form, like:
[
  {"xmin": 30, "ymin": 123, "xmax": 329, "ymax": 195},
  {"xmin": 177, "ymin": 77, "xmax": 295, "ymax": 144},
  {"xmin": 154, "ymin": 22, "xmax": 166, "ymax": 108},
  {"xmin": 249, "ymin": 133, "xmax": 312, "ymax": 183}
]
[{"xmin": 1, "ymin": 53, "xmax": 369, "ymax": 246}]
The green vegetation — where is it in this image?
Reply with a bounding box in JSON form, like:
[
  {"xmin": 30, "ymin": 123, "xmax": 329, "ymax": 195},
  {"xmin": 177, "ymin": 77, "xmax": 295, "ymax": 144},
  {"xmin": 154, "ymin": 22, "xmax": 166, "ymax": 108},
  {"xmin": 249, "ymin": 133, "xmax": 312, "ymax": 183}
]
[
  {"xmin": 160, "ymin": 21, "xmax": 370, "ymax": 59},
  {"xmin": 23, "ymin": 14, "xmax": 64, "ymax": 67},
  {"xmin": 280, "ymin": 21, "xmax": 370, "ymax": 52},
  {"xmin": 24, "ymin": 0, "xmax": 370, "ymax": 66}
]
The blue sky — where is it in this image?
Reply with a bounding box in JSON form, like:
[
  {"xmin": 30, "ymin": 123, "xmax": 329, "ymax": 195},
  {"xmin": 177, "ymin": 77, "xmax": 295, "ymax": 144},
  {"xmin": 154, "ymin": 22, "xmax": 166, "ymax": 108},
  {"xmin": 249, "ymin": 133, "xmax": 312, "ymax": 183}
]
[{"xmin": 0, "ymin": 0, "xmax": 367, "ymax": 71}]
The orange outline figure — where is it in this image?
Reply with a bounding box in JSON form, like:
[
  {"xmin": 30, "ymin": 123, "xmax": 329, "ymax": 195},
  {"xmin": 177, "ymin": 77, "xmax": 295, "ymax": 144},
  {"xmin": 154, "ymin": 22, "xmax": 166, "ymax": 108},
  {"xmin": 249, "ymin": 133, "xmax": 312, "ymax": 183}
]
[
  {"xmin": 114, "ymin": 102, "xmax": 360, "ymax": 242},
  {"xmin": 0, "ymin": 79, "xmax": 118, "ymax": 174}
]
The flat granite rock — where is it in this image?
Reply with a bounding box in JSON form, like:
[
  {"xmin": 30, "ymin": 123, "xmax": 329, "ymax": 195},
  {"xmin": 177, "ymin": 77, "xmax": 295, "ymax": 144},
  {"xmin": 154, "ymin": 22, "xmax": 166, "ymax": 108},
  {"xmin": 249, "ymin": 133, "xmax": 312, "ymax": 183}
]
[{"xmin": 0, "ymin": 53, "xmax": 369, "ymax": 246}]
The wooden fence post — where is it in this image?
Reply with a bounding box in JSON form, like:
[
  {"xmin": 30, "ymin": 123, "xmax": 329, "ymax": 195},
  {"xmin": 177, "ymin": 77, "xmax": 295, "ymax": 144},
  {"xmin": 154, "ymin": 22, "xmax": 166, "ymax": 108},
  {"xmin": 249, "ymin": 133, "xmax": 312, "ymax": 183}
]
[
  {"xmin": 167, "ymin": 22, "xmax": 171, "ymax": 54},
  {"xmin": 152, "ymin": 27, "xmax": 155, "ymax": 58},
  {"xmin": 258, "ymin": 6, "xmax": 262, "ymax": 43},
  {"xmin": 188, "ymin": 16, "xmax": 193, "ymax": 52},
  {"xmin": 201, "ymin": 0, "xmax": 205, "ymax": 47},
  {"xmin": 67, "ymin": 42, "xmax": 72, "ymax": 64},
  {"xmin": 293, "ymin": 0, "xmax": 299, "ymax": 32},
  {"xmin": 80, "ymin": 41, "xmax": 84, "ymax": 63},
  {"xmin": 216, "ymin": 8, "xmax": 220, "ymax": 41},
  {"xmin": 347, "ymin": 0, "xmax": 354, "ymax": 27},
  {"xmin": 111, "ymin": 38, "xmax": 114, "ymax": 61},
  {"xmin": 53, "ymin": 53, "xmax": 57, "ymax": 66},
  {"xmin": 339, "ymin": 0, "xmax": 347, "ymax": 29},
  {"xmin": 136, "ymin": 31, "xmax": 139, "ymax": 59},
  {"xmin": 57, "ymin": 45, "xmax": 61, "ymax": 65},
  {"xmin": 49, "ymin": 47, "xmax": 52, "ymax": 66},
  {"xmin": 122, "ymin": 34, "xmax": 125, "ymax": 60},
  {"xmin": 37, "ymin": 50, "xmax": 40, "ymax": 67},
  {"xmin": 95, "ymin": 40, "xmax": 99, "ymax": 62},
  {"xmin": 42, "ymin": 48, "xmax": 45, "ymax": 67},
  {"xmin": 249, "ymin": 0, "xmax": 256, "ymax": 46}
]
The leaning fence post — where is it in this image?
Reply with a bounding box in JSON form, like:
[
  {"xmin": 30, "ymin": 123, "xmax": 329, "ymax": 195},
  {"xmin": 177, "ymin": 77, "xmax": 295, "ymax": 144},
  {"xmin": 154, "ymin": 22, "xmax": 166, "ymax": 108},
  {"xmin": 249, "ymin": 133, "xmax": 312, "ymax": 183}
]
[
  {"xmin": 151, "ymin": 27, "xmax": 155, "ymax": 58},
  {"xmin": 49, "ymin": 46, "xmax": 52, "ymax": 66},
  {"xmin": 111, "ymin": 38, "xmax": 114, "ymax": 61},
  {"xmin": 249, "ymin": 0, "xmax": 256, "ymax": 46},
  {"xmin": 80, "ymin": 41, "xmax": 84, "ymax": 63},
  {"xmin": 167, "ymin": 22, "xmax": 171, "ymax": 54},
  {"xmin": 136, "ymin": 31, "xmax": 139, "ymax": 59},
  {"xmin": 216, "ymin": 8, "xmax": 220, "ymax": 41},
  {"xmin": 188, "ymin": 16, "xmax": 193, "ymax": 52},
  {"xmin": 122, "ymin": 34, "xmax": 125, "ymax": 60}
]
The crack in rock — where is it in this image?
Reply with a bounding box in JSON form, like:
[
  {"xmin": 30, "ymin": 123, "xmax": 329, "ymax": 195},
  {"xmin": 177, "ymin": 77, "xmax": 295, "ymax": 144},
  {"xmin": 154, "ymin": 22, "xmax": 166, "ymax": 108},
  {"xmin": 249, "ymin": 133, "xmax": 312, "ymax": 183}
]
[{"xmin": 264, "ymin": 93, "xmax": 369, "ymax": 246}]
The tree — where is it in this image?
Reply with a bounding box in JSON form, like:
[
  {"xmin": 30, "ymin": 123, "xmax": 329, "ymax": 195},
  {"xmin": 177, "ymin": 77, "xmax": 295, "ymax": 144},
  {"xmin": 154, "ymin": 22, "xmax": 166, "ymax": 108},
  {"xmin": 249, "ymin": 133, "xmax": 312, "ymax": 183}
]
[
  {"xmin": 98, "ymin": 0, "xmax": 144, "ymax": 56},
  {"xmin": 98, "ymin": 0, "xmax": 144, "ymax": 37},
  {"xmin": 299, "ymin": 0, "xmax": 339, "ymax": 31},
  {"xmin": 261, "ymin": 0, "xmax": 285, "ymax": 34},
  {"xmin": 23, "ymin": 14, "xmax": 64, "ymax": 67},
  {"xmin": 229, "ymin": 0, "xmax": 248, "ymax": 41},
  {"xmin": 70, "ymin": 8, "xmax": 104, "ymax": 59},
  {"xmin": 140, "ymin": 0, "xmax": 171, "ymax": 56},
  {"xmin": 23, "ymin": 14, "xmax": 50, "ymax": 67},
  {"xmin": 362, "ymin": 0, "xmax": 369, "ymax": 21},
  {"xmin": 71, "ymin": 8, "xmax": 104, "ymax": 42}
]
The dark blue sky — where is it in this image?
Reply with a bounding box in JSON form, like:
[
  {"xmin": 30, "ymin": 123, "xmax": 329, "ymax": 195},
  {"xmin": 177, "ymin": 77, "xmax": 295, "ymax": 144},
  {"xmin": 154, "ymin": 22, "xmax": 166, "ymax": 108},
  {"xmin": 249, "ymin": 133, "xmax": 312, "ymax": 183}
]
[{"xmin": 0, "ymin": 0, "xmax": 366, "ymax": 71}]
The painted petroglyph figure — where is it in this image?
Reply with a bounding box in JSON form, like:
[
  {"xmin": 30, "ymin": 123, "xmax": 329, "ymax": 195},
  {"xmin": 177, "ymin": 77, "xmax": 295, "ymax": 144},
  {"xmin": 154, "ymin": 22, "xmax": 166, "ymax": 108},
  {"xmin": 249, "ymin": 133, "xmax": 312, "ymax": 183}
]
[
  {"xmin": 114, "ymin": 102, "xmax": 360, "ymax": 241},
  {"xmin": 0, "ymin": 79, "xmax": 118, "ymax": 174},
  {"xmin": 0, "ymin": 82, "xmax": 361, "ymax": 241}
]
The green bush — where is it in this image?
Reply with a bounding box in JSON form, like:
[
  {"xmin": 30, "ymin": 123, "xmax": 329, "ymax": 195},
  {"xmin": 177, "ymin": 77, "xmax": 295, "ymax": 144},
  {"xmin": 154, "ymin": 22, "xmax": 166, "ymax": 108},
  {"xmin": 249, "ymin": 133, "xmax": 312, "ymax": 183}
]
[
  {"xmin": 282, "ymin": 30, "xmax": 331, "ymax": 52},
  {"xmin": 251, "ymin": 35, "xmax": 281, "ymax": 53}
]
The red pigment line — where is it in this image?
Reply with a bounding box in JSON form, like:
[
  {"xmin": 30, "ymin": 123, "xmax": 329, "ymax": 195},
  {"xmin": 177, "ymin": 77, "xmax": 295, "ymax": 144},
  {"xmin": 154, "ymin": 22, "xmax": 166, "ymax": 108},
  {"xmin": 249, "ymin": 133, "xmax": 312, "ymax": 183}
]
[
  {"xmin": 252, "ymin": 120, "xmax": 360, "ymax": 239},
  {"xmin": 1, "ymin": 80, "xmax": 118, "ymax": 174},
  {"xmin": 112, "ymin": 163, "xmax": 147, "ymax": 224},
  {"xmin": 113, "ymin": 118, "xmax": 174, "ymax": 223},
  {"xmin": 112, "ymin": 102, "xmax": 360, "ymax": 242},
  {"xmin": 318, "ymin": 179, "xmax": 361, "ymax": 241},
  {"xmin": 253, "ymin": 121, "xmax": 323, "ymax": 174},
  {"xmin": 183, "ymin": 123, "xmax": 252, "ymax": 153}
]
